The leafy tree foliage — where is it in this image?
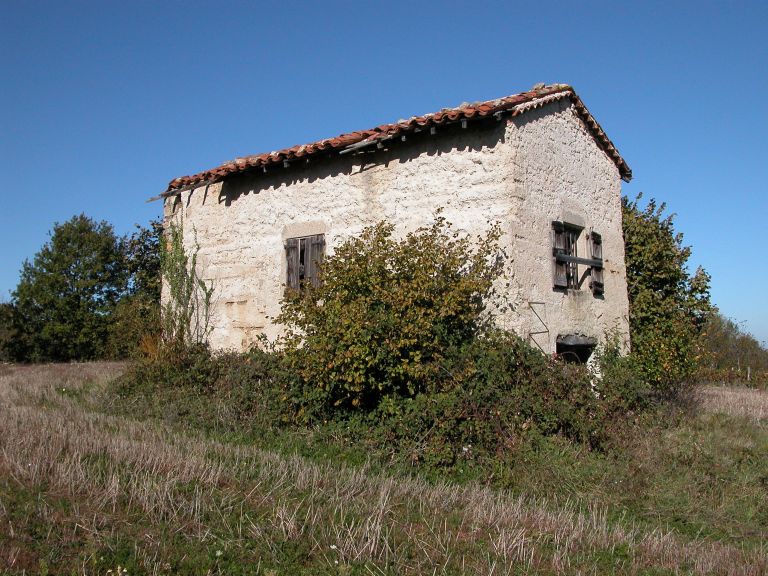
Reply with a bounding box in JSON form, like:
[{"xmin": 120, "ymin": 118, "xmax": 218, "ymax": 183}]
[
  {"xmin": 8, "ymin": 214, "xmax": 126, "ymax": 362},
  {"xmin": 697, "ymin": 310, "xmax": 768, "ymax": 383},
  {"xmin": 622, "ymin": 195, "xmax": 711, "ymax": 394},
  {"xmin": 0, "ymin": 301, "xmax": 14, "ymax": 362},
  {"xmin": 277, "ymin": 217, "xmax": 506, "ymax": 414},
  {"xmin": 122, "ymin": 219, "xmax": 162, "ymax": 301},
  {"xmin": 106, "ymin": 219, "xmax": 163, "ymax": 358}
]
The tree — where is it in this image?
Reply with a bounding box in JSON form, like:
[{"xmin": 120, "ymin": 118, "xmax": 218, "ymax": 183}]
[
  {"xmin": 122, "ymin": 218, "xmax": 162, "ymax": 301},
  {"xmin": 697, "ymin": 310, "xmax": 768, "ymax": 381},
  {"xmin": 621, "ymin": 195, "xmax": 711, "ymax": 394},
  {"xmin": 8, "ymin": 214, "xmax": 126, "ymax": 362},
  {"xmin": 0, "ymin": 300, "xmax": 13, "ymax": 362},
  {"xmin": 277, "ymin": 216, "xmax": 506, "ymax": 413},
  {"xmin": 106, "ymin": 219, "xmax": 163, "ymax": 358}
]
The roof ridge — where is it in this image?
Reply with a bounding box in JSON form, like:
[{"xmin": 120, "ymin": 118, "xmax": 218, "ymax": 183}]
[{"xmin": 161, "ymin": 83, "xmax": 630, "ymax": 197}]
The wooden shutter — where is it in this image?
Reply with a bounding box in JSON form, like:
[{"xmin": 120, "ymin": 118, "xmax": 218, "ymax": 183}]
[
  {"xmin": 302, "ymin": 237, "xmax": 315, "ymax": 289},
  {"xmin": 308, "ymin": 234, "xmax": 325, "ymax": 288},
  {"xmin": 299, "ymin": 237, "xmax": 307, "ymax": 286},
  {"xmin": 552, "ymin": 222, "xmax": 568, "ymax": 289},
  {"xmin": 285, "ymin": 238, "xmax": 300, "ymax": 291},
  {"xmin": 589, "ymin": 231, "xmax": 604, "ymax": 296}
]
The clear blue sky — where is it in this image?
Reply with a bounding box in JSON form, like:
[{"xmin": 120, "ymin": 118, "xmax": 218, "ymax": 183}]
[{"xmin": 2, "ymin": 1, "xmax": 766, "ymax": 343}]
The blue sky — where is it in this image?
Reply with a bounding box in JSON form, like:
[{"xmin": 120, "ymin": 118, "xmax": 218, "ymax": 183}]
[{"xmin": 1, "ymin": 1, "xmax": 767, "ymax": 343}]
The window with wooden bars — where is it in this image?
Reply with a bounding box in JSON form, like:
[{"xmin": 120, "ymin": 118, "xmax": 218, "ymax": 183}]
[
  {"xmin": 552, "ymin": 221, "xmax": 581, "ymax": 290},
  {"xmin": 285, "ymin": 234, "xmax": 325, "ymax": 292},
  {"xmin": 552, "ymin": 222, "xmax": 604, "ymax": 296}
]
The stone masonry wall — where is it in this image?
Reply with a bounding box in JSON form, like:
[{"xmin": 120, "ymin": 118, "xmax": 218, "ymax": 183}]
[{"xmin": 164, "ymin": 99, "xmax": 630, "ymax": 353}]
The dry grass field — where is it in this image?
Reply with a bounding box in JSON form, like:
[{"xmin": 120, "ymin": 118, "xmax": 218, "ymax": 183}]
[
  {"xmin": 1, "ymin": 363, "xmax": 766, "ymax": 575},
  {"xmin": 697, "ymin": 384, "xmax": 768, "ymax": 421}
]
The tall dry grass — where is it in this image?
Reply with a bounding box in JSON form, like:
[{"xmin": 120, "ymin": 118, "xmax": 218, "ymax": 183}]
[
  {"xmin": 1, "ymin": 364, "xmax": 765, "ymax": 574},
  {"xmin": 697, "ymin": 384, "xmax": 768, "ymax": 421}
]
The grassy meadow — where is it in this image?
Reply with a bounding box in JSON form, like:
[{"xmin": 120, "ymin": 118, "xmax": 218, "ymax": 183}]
[{"xmin": 0, "ymin": 362, "xmax": 766, "ymax": 575}]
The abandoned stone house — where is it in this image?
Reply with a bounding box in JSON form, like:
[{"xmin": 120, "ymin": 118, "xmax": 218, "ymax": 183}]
[{"xmin": 160, "ymin": 83, "xmax": 632, "ymax": 360}]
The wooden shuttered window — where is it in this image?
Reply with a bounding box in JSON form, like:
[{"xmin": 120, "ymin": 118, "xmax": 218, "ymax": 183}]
[
  {"xmin": 303, "ymin": 234, "xmax": 326, "ymax": 288},
  {"xmin": 285, "ymin": 238, "xmax": 300, "ymax": 291},
  {"xmin": 552, "ymin": 221, "xmax": 603, "ymax": 296},
  {"xmin": 589, "ymin": 231, "xmax": 604, "ymax": 296},
  {"xmin": 552, "ymin": 221, "xmax": 568, "ymax": 289},
  {"xmin": 552, "ymin": 221, "xmax": 580, "ymax": 289},
  {"xmin": 285, "ymin": 234, "xmax": 326, "ymax": 292}
]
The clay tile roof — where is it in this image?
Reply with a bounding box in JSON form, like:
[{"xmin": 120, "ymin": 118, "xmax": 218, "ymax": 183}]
[{"xmin": 163, "ymin": 84, "xmax": 631, "ymax": 196}]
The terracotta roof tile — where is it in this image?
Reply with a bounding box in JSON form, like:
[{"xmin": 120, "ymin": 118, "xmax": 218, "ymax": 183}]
[{"xmin": 163, "ymin": 84, "xmax": 631, "ymax": 195}]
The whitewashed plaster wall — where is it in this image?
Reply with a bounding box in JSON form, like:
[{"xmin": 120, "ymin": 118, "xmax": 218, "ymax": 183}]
[{"xmin": 165, "ymin": 99, "xmax": 630, "ymax": 352}]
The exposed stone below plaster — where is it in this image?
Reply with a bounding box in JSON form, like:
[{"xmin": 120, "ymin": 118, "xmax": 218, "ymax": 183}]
[{"xmin": 165, "ymin": 99, "xmax": 630, "ymax": 353}]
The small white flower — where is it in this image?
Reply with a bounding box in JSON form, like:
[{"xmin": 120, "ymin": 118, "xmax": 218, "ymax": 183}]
[
  {"xmin": 215, "ymin": 550, "xmax": 223, "ymax": 557},
  {"xmin": 330, "ymin": 544, "xmax": 338, "ymax": 550}
]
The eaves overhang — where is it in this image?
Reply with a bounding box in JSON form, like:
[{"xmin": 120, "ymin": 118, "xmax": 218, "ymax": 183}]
[{"xmin": 157, "ymin": 83, "xmax": 632, "ymax": 201}]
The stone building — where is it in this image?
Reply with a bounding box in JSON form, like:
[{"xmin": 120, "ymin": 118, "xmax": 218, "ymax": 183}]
[{"xmin": 159, "ymin": 83, "xmax": 632, "ymax": 359}]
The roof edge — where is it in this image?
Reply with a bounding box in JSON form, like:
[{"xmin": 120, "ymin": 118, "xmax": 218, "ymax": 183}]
[{"xmin": 160, "ymin": 84, "xmax": 631, "ymax": 198}]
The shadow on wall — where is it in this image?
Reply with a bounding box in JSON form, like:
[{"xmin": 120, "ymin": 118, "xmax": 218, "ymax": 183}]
[{"xmin": 216, "ymin": 113, "xmax": 536, "ymax": 207}]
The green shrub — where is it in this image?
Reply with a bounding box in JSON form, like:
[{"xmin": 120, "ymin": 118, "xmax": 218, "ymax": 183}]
[
  {"xmin": 594, "ymin": 337, "xmax": 650, "ymax": 413},
  {"xmin": 269, "ymin": 215, "xmax": 650, "ymax": 467},
  {"xmin": 277, "ymin": 216, "xmax": 506, "ymax": 415},
  {"xmin": 348, "ymin": 330, "xmax": 647, "ymax": 470},
  {"xmin": 375, "ymin": 330, "xmax": 595, "ymax": 467},
  {"xmin": 621, "ymin": 195, "xmax": 711, "ymax": 396},
  {"xmin": 106, "ymin": 294, "xmax": 160, "ymax": 359},
  {"xmin": 114, "ymin": 215, "xmax": 648, "ymax": 475},
  {"xmin": 114, "ymin": 329, "xmax": 647, "ymax": 472},
  {"xmin": 116, "ymin": 344, "xmax": 220, "ymax": 393},
  {"xmin": 113, "ymin": 344, "xmax": 294, "ymax": 433}
]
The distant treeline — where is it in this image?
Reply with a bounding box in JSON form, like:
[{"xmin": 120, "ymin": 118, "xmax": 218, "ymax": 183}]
[{"xmin": 697, "ymin": 312, "xmax": 768, "ymax": 384}]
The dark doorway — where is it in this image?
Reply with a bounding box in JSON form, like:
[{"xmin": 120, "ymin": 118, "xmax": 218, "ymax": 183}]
[{"xmin": 556, "ymin": 334, "xmax": 597, "ymax": 364}]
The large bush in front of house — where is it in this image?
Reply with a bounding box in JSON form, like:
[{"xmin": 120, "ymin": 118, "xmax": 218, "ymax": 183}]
[
  {"xmin": 112, "ymin": 215, "xmax": 646, "ymax": 470},
  {"xmin": 366, "ymin": 329, "xmax": 648, "ymax": 467},
  {"xmin": 277, "ymin": 216, "xmax": 508, "ymax": 414},
  {"xmin": 276, "ymin": 216, "xmax": 645, "ymax": 436},
  {"xmin": 622, "ymin": 194, "xmax": 711, "ymax": 396}
]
